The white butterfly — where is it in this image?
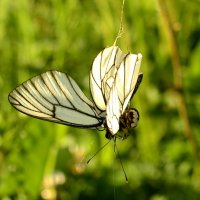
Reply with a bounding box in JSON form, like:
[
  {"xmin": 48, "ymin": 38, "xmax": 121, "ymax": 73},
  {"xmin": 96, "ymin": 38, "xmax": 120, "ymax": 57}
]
[{"xmin": 8, "ymin": 46, "xmax": 142, "ymax": 140}]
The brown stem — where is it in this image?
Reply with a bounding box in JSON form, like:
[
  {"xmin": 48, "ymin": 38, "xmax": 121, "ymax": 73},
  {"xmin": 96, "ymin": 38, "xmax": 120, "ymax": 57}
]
[{"xmin": 157, "ymin": 0, "xmax": 200, "ymax": 160}]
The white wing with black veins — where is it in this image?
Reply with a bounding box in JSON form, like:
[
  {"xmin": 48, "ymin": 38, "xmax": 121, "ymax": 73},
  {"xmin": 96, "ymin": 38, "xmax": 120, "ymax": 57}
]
[
  {"xmin": 106, "ymin": 51, "xmax": 143, "ymax": 135},
  {"xmin": 90, "ymin": 46, "xmax": 126, "ymax": 111},
  {"xmin": 9, "ymin": 71, "xmax": 103, "ymax": 128}
]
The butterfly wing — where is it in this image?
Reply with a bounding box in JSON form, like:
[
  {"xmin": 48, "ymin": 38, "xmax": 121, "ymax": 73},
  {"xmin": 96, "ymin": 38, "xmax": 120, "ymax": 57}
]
[
  {"xmin": 90, "ymin": 46, "xmax": 126, "ymax": 111},
  {"xmin": 8, "ymin": 71, "xmax": 103, "ymax": 128},
  {"xmin": 106, "ymin": 53, "xmax": 143, "ymax": 134}
]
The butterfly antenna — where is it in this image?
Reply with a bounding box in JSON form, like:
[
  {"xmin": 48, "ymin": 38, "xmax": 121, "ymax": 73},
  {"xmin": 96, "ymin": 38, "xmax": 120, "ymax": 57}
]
[
  {"xmin": 113, "ymin": 160, "xmax": 117, "ymax": 200},
  {"xmin": 87, "ymin": 140, "xmax": 111, "ymax": 164},
  {"xmin": 113, "ymin": 0, "xmax": 125, "ymax": 46},
  {"xmin": 113, "ymin": 138, "xmax": 129, "ymax": 183}
]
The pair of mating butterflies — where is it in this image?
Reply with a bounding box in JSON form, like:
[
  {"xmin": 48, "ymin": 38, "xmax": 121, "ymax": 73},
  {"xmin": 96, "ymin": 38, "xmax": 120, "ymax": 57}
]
[{"xmin": 8, "ymin": 46, "xmax": 143, "ymax": 139}]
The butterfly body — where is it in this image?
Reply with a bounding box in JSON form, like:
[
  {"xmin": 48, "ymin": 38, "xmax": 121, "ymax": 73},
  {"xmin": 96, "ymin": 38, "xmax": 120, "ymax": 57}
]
[{"xmin": 104, "ymin": 107, "xmax": 139, "ymax": 140}]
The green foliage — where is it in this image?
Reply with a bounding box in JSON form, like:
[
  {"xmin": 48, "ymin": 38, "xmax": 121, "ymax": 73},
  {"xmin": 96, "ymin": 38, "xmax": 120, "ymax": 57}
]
[{"xmin": 0, "ymin": 0, "xmax": 199, "ymax": 199}]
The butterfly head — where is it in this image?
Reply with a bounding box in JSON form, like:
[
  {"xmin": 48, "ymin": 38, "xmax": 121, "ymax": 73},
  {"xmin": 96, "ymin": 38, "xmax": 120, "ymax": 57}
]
[{"xmin": 104, "ymin": 108, "xmax": 140, "ymax": 140}]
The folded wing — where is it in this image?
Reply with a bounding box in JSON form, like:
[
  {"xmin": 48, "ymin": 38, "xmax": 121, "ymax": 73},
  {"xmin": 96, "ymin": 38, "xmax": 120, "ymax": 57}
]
[
  {"xmin": 106, "ymin": 53, "xmax": 143, "ymax": 134},
  {"xmin": 90, "ymin": 46, "xmax": 126, "ymax": 111}
]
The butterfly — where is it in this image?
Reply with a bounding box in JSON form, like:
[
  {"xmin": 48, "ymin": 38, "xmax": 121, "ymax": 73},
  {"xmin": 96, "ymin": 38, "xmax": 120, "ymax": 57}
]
[{"xmin": 8, "ymin": 46, "xmax": 143, "ymax": 140}]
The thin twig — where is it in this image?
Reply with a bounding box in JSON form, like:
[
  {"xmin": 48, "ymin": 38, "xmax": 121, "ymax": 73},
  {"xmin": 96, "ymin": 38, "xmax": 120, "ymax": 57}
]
[
  {"xmin": 113, "ymin": 0, "xmax": 125, "ymax": 46},
  {"xmin": 157, "ymin": 0, "xmax": 200, "ymax": 160}
]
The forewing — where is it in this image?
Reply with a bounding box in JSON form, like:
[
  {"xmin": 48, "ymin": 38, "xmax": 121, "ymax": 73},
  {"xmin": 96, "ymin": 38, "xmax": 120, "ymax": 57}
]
[
  {"xmin": 8, "ymin": 71, "xmax": 103, "ymax": 128},
  {"xmin": 106, "ymin": 53, "xmax": 143, "ymax": 134},
  {"xmin": 90, "ymin": 46, "xmax": 126, "ymax": 111},
  {"xmin": 116, "ymin": 53, "xmax": 143, "ymax": 112}
]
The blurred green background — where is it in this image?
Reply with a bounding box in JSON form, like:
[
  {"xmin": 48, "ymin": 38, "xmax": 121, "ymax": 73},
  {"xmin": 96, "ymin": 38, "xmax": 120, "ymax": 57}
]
[{"xmin": 0, "ymin": 0, "xmax": 200, "ymax": 199}]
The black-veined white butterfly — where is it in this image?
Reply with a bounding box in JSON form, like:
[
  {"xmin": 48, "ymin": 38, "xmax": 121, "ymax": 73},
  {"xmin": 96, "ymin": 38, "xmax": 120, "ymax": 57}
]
[{"xmin": 8, "ymin": 46, "xmax": 143, "ymax": 140}]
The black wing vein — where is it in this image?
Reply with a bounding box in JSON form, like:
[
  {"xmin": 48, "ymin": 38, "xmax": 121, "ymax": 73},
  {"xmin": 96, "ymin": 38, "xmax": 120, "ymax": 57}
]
[
  {"xmin": 51, "ymin": 71, "xmax": 75, "ymax": 109},
  {"xmin": 22, "ymin": 81, "xmax": 53, "ymax": 112}
]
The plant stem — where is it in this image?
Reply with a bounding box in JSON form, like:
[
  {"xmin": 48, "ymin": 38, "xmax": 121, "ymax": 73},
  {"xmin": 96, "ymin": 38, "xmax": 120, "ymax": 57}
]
[{"xmin": 157, "ymin": 0, "xmax": 200, "ymax": 160}]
